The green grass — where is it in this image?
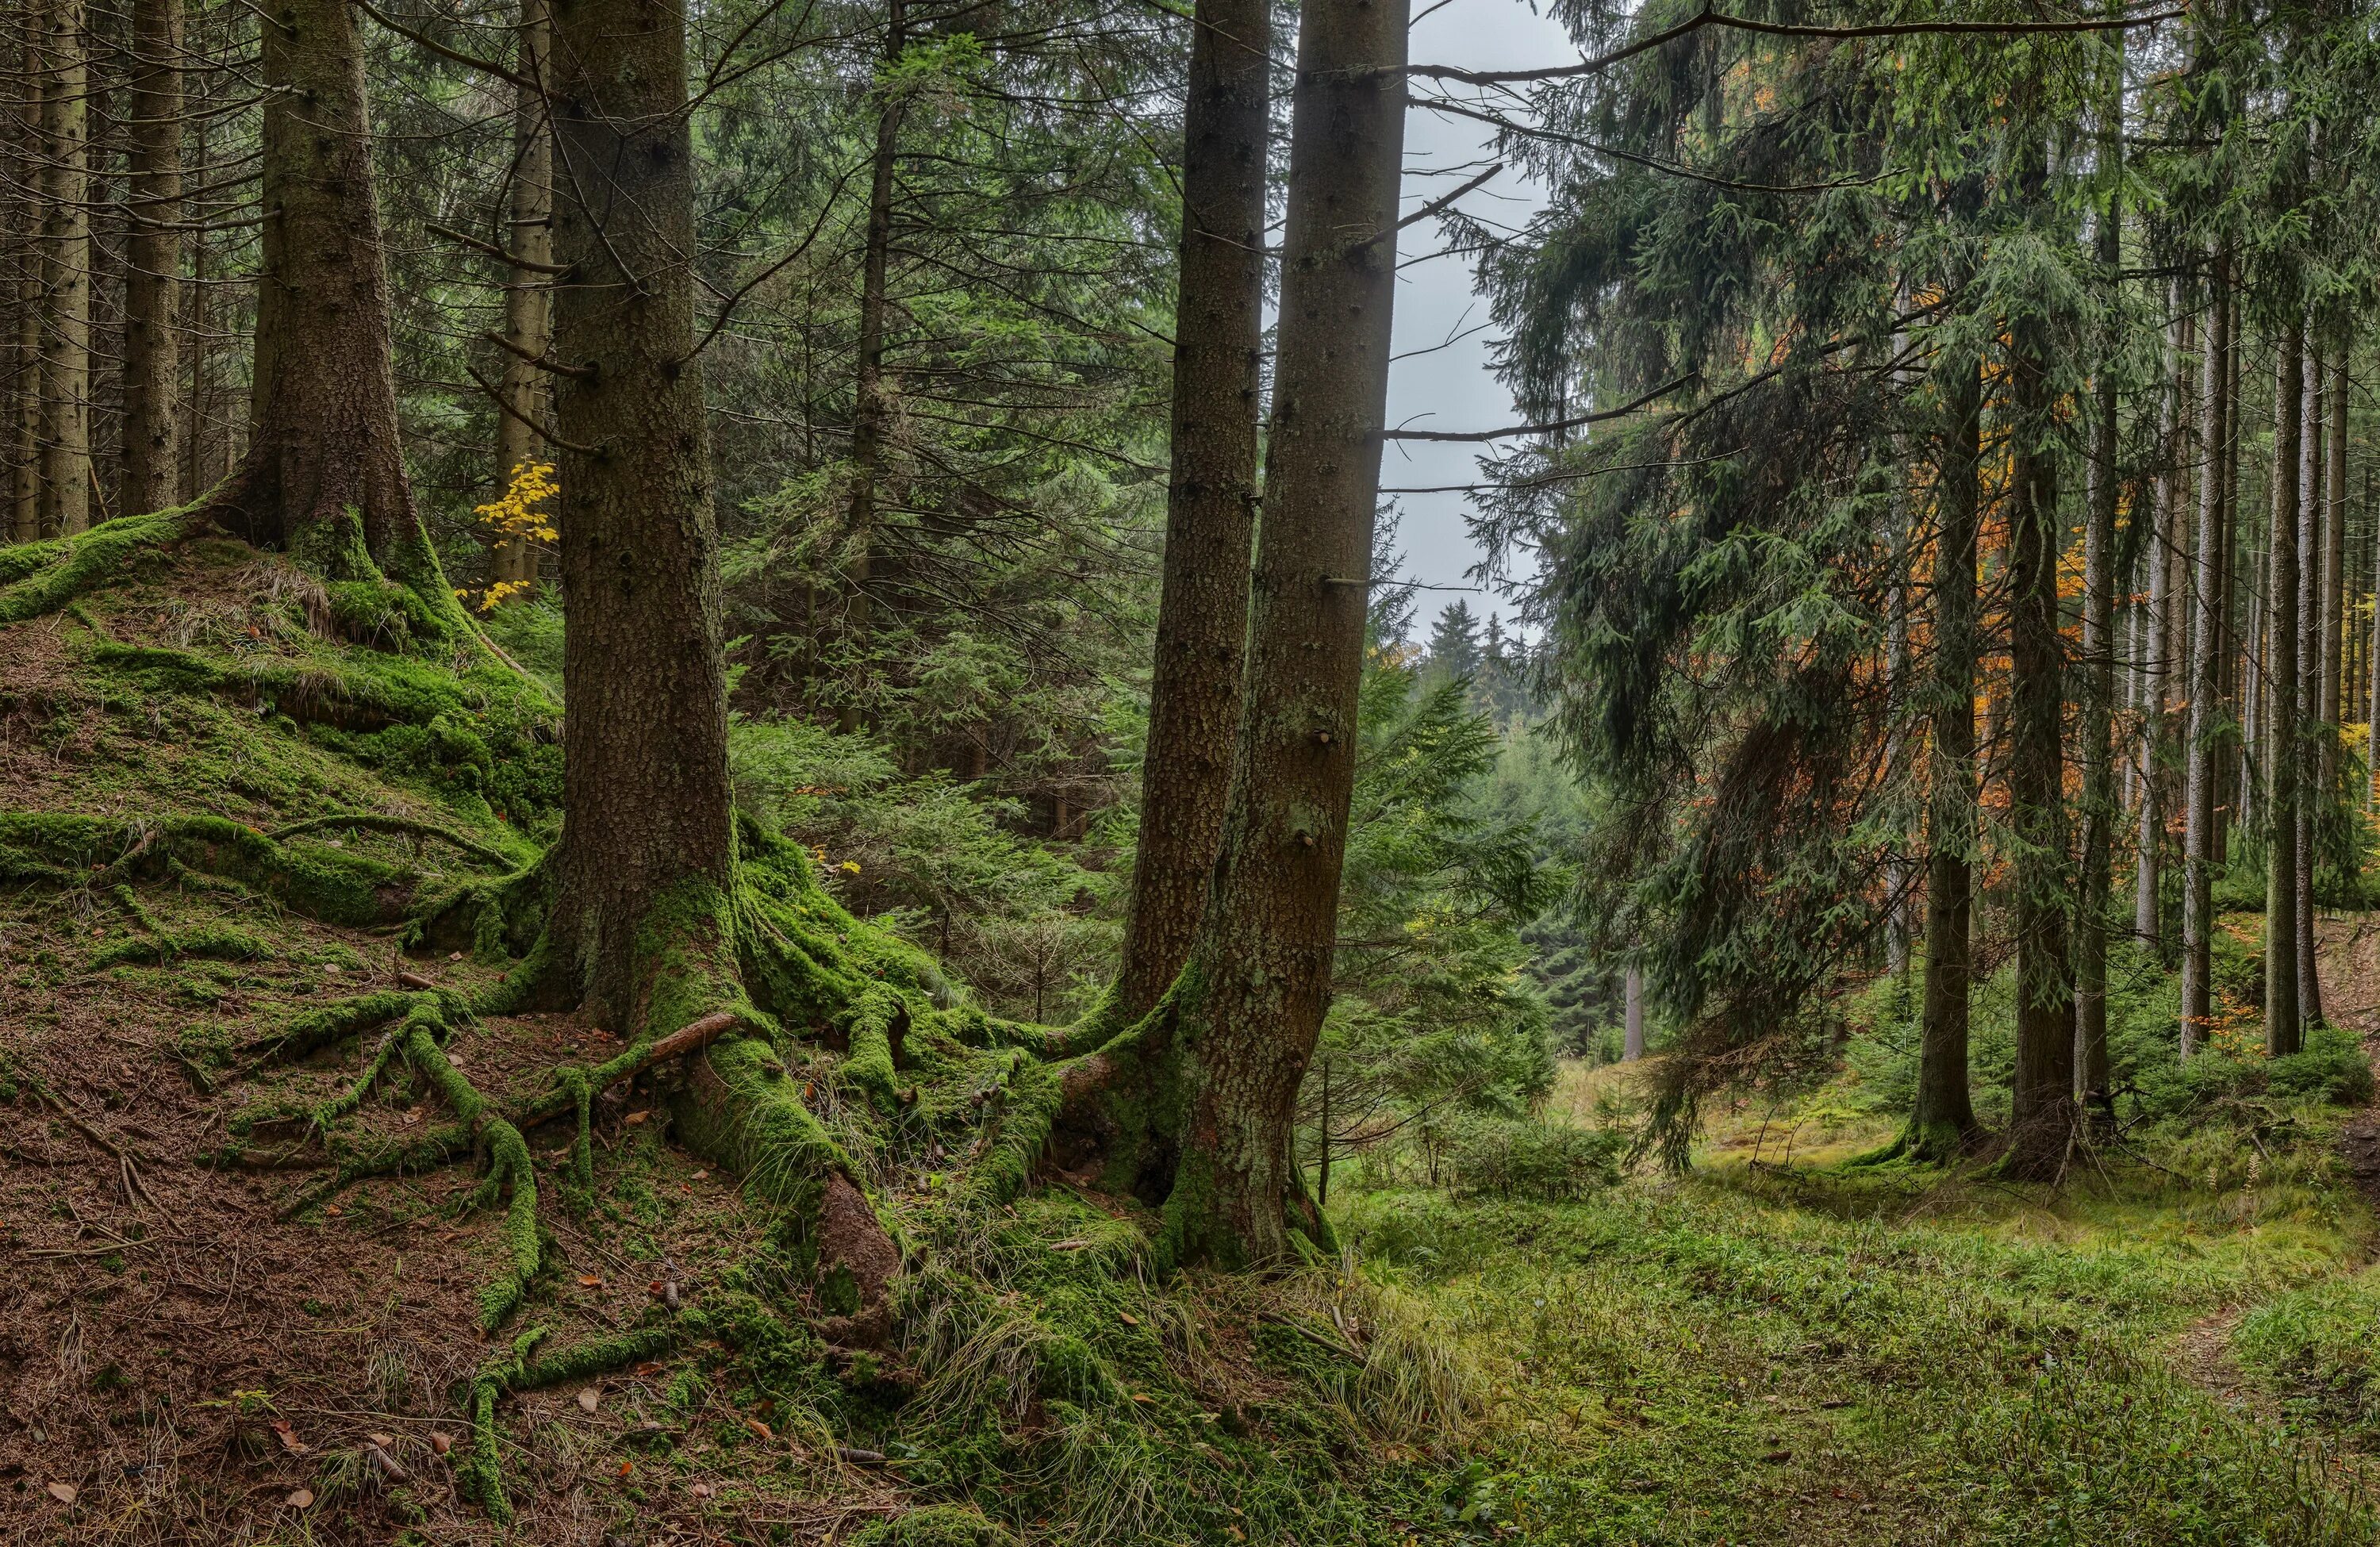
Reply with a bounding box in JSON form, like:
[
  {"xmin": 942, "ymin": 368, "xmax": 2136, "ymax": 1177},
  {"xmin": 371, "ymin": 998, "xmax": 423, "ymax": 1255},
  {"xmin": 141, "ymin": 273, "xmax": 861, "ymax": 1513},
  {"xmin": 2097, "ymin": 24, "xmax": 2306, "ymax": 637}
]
[{"xmin": 1336, "ymin": 1140, "xmax": 2380, "ymax": 1545}]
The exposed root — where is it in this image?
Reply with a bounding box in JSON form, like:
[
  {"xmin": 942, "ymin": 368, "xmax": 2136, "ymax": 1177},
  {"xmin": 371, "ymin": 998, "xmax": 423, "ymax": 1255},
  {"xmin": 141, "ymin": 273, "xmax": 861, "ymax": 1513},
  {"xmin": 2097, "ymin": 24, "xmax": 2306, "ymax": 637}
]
[
  {"xmin": 0, "ymin": 505, "xmax": 209, "ymax": 624},
  {"xmin": 1, "ymin": 812, "xmax": 421, "ymax": 927},
  {"xmin": 460, "ymin": 1322, "xmax": 685, "ymax": 1522},
  {"xmin": 269, "ymin": 812, "xmax": 524, "ymax": 869}
]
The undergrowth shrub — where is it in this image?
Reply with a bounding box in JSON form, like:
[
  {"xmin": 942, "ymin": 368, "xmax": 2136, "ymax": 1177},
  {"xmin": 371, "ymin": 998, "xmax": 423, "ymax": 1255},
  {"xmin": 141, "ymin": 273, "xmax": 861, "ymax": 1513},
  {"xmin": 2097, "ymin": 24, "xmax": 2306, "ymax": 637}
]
[{"xmin": 1445, "ymin": 1116, "xmax": 1624, "ymax": 1202}]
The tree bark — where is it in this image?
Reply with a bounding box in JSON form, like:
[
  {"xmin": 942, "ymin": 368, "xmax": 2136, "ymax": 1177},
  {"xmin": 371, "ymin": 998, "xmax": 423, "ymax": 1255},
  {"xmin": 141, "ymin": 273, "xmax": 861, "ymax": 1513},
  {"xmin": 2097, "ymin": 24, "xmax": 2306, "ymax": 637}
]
[
  {"xmin": 121, "ymin": 0, "xmax": 182, "ymax": 517},
  {"xmin": 208, "ymin": 0, "xmax": 420, "ymax": 574},
  {"xmin": 2181, "ymin": 260, "xmax": 2226, "ymax": 1060},
  {"xmin": 490, "ymin": 0, "xmax": 552, "ymax": 592},
  {"xmin": 2003, "ymin": 138, "xmax": 2075, "ymax": 1177},
  {"xmin": 2136, "ymin": 303, "xmax": 2189, "ymax": 950},
  {"xmin": 2265, "ymin": 321, "xmax": 2303, "ymax": 1056},
  {"xmin": 38, "ymin": 0, "xmax": 90, "ymax": 536},
  {"xmin": 839, "ymin": 0, "xmax": 907, "ymax": 701},
  {"xmin": 1156, "ymin": 0, "xmax": 1407, "ymax": 1267},
  {"xmin": 1111, "ymin": 0, "xmax": 1267, "ymax": 1022},
  {"xmin": 1909, "ymin": 352, "xmax": 1983, "ymax": 1157},
  {"xmin": 2075, "ymin": 172, "xmax": 2121, "ymax": 1110},
  {"xmin": 9, "ymin": 38, "xmax": 40, "ymax": 543},
  {"xmin": 2295, "ymin": 342, "xmax": 2323, "ymax": 1028},
  {"xmin": 1622, "ymin": 962, "xmax": 1645, "ymax": 1061},
  {"xmin": 541, "ymin": 0, "xmax": 736, "ymax": 1035}
]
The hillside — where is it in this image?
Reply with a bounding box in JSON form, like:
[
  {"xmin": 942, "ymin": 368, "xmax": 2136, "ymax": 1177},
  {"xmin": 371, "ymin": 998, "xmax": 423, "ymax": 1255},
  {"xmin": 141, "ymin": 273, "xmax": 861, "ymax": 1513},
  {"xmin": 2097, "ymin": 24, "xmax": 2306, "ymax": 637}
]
[{"xmin": 0, "ymin": 524, "xmax": 1468, "ymax": 1545}]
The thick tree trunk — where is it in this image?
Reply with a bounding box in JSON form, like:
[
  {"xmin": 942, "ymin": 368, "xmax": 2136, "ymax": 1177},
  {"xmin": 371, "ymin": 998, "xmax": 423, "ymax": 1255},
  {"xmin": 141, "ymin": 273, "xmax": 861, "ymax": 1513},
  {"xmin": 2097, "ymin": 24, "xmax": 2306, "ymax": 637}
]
[
  {"xmin": 1156, "ymin": 0, "xmax": 1407, "ymax": 1267},
  {"xmin": 2180, "ymin": 261, "xmax": 2227, "ymax": 1059},
  {"xmin": 490, "ymin": 0, "xmax": 552, "ymax": 593},
  {"xmin": 38, "ymin": 0, "xmax": 90, "ymax": 537},
  {"xmin": 2003, "ymin": 166, "xmax": 2075, "ymax": 1177},
  {"xmin": 2295, "ymin": 344, "xmax": 2323, "ymax": 1028},
  {"xmin": 2075, "ymin": 178, "xmax": 2121, "ymax": 1110},
  {"xmin": 121, "ymin": 0, "xmax": 182, "ymax": 517},
  {"xmin": 2265, "ymin": 323, "xmax": 2303, "ymax": 1056},
  {"xmin": 542, "ymin": 0, "xmax": 736, "ymax": 1035},
  {"xmin": 1111, "ymin": 0, "xmax": 1267, "ymax": 1022},
  {"xmin": 209, "ymin": 0, "xmax": 420, "ymax": 574},
  {"xmin": 1910, "ymin": 355, "xmax": 1983, "ymax": 1157}
]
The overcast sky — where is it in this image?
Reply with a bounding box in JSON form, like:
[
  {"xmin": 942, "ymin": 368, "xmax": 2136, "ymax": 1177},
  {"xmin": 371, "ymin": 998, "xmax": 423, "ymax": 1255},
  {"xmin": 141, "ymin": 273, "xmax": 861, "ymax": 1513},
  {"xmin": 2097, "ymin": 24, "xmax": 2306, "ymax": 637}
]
[{"xmin": 1380, "ymin": 0, "xmax": 1576, "ymax": 636}]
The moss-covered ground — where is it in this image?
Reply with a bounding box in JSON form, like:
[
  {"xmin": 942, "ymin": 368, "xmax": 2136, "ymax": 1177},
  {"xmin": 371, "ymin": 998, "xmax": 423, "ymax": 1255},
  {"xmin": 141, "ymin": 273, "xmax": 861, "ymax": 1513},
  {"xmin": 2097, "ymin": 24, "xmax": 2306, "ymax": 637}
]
[{"xmin": 10, "ymin": 521, "xmax": 2380, "ymax": 1545}]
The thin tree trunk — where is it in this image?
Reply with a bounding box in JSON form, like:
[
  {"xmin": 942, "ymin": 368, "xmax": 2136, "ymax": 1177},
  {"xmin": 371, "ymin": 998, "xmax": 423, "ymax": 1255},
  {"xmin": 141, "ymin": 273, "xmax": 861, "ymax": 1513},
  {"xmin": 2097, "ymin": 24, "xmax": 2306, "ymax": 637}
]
[
  {"xmin": 38, "ymin": 0, "xmax": 90, "ymax": 536},
  {"xmin": 1157, "ymin": 0, "xmax": 1407, "ymax": 1266},
  {"xmin": 2137, "ymin": 303, "xmax": 2189, "ymax": 949},
  {"xmin": 207, "ymin": 0, "xmax": 420, "ymax": 575},
  {"xmin": 1910, "ymin": 354, "xmax": 1983, "ymax": 1156},
  {"xmin": 2180, "ymin": 255, "xmax": 2228, "ymax": 1059},
  {"xmin": 839, "ymin": 0, "xmax": 907, "ymax": 705},
  {"xmin": 1886, "ymin": 552, "xmax": 1913, "ymax": 988},
  {"xmin": 2004, "ymin": 133, "xmax": 2076, "ymax": 1178},
  {"xmin": 489, "ymin": 0, "xmax": 551, "ymax": 593},
  {"xmin": 1623, "ymin": 962, "xmax": 1645, "ymax": 1061},
  {"xmin": 1111, "ymin": 0, "xmax": 1267, "ymax": 1023},
  {"xmin": 541, "ymin": 0, "xmax": 735, "ymax": 1033},
  {"xmin": 120, "ymin": 0, "xmax": 180, "ymax": 516},
  {"xmin": 10, "ymin": 34, "xmax": 40, "ymax": 543},
  {"xmin": 2216, "ymin": 289, "xmax": 2240, "ymax": 866},
  {"xmin": 2320, "ymin": 351, "xmax": 2346, "ymax": 739},
  {"xmin": 2296, "ymin": 341, "xmax": 2324, "ymax": 1028},
  {"xmin": 2265, "ymin": 321, "xmax": 2303, "ymax": 1056},
  {"xmin": 2075, "ymin": 169, "xmax": 2121, "ymax": 1109}
]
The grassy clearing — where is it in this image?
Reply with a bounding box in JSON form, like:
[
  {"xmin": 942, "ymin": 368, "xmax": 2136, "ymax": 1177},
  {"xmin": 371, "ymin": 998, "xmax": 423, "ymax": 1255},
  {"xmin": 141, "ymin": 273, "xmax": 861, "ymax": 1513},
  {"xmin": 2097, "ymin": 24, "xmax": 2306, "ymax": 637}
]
[{"xmin": 1333, "ymin": 1061, "xmax": 2380, "ymax": 1545}]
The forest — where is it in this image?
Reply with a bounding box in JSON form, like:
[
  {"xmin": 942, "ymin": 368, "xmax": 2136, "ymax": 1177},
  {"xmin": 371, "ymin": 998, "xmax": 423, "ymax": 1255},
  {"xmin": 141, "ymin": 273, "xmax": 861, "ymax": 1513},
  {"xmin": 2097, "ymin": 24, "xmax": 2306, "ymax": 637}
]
[{"xmin": 2, "ymin": 0, "xmax": 2380, "ymax": 1537}]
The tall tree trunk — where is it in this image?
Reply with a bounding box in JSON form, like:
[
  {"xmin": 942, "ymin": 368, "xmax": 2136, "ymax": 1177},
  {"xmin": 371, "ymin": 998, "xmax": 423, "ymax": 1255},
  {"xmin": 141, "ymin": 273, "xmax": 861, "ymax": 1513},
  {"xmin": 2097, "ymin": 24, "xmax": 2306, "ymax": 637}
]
[
  {"xmin": 2295, "ymin": 341, "xmax": 2324, "ymax": 1028},
  {"xmin": 1155, "ymin": 0, "xmax": 1407, "ymax": 1266},
  {"xmin": 2265, "ymin": 321, "xmax": 2303, "ymax": 1056},
  {"xmin": 2319, "ymin": 351, "xmax": 2345, "ymax": 739},
  {"xmin": 208, "ymin": 0, "xmax": 420, "ymax": 574},
  {"xmin": 120, "ymin": 0, "xmax": 180, "ymax": 516},
  {"xmin": 839, "ymin": 0, "xmax": 907, "ymax": 712},
  {"xmin": 489, "ymin": 0, "xmax": 552, "ymax": 593},
  {"xmin": 2180, "ymin": 258, "xmax": 2228, "ymax": 1059},
  {"xmin": 1886, "ymin": 555, "xmax": 1913, "ymax": 988},
  {"xmin": 2003, "ymin": 138, "xmax": 2075, "ymax": 1177},
  {"xmin": 38, "ymin": 0, "xmax": 90, "ymax": 536},
  {"xmin": 9, "ymin": 40, "xmax": 40, "ymax": 543},
  {"xmin": 2217, "ymin": 293, "xmax": 2241, "ymax": 866},
  {"xmin": 1622, "ymin": 962, "xmax": 1645, "ymax": 1061},
  {"xmin": 1111, "ymin": 0, "xmax": 1267, "ymax": 1021},
  {"xmin": 1909, "ymin": 354, "xmax": 1983, "ymax": 1157},
  {"xmin": 541, "ymin": 0, "xmax": 735, "ymax": 1034},
  {"xmin": 2075, "ymin": 170, "xmax": 2121, "ymax": 1110},
  {"xmin": 2137, "ymin": 303, "xmax": 2190, "ymax": 949}
]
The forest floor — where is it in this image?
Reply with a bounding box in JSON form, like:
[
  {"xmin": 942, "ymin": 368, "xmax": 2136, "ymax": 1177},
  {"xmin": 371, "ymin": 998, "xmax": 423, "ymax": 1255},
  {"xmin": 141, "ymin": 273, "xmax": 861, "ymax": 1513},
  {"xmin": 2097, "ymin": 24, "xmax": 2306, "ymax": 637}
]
[{"xmin": 10, "ymin": 532, "xmax": 2380, "ymax": 1545}]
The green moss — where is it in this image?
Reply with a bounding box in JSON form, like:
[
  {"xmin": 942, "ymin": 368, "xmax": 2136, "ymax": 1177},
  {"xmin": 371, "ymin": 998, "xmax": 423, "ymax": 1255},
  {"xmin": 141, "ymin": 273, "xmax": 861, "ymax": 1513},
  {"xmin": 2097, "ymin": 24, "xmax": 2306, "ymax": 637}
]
[
  {"xmin": 0, "ymin": 506, "xmax": 198, "ymax": 623},
  {"xmin": 850, "ymin": 1507, "xmax": 1019, "ymax": 1547},
  {"xmin": 0, "ymin": 812, "xmax": 416, "ymax": 928}
]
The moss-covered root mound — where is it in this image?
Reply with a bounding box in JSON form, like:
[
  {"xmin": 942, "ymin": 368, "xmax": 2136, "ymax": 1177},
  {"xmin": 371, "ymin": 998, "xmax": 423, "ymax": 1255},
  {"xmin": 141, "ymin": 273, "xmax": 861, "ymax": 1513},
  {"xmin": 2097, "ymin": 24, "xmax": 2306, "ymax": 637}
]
[{"xmin": 234, "ymin": 815, "xmax": 1071, "ymax": 1518}]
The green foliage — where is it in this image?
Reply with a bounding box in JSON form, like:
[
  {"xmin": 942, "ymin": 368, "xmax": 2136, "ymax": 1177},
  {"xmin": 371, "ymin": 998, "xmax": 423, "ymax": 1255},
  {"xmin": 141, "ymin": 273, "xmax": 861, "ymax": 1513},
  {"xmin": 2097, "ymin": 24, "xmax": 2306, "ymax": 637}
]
[
  {"xmin": 728, "ymin": 716, "xmax": 1115, "ymax": 1022},
  {"xmin": 1443, "ymin": 1116, "xmax": 1626, "ymax": 1202}
]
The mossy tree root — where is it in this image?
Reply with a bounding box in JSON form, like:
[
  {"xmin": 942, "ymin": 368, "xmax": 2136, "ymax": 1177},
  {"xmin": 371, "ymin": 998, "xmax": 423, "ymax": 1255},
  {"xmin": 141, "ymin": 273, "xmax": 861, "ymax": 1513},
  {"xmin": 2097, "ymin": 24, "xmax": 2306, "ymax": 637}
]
[
  {"xmin": 0, "ymin": 812, "xmax": 422, "ymax": 928},
  {"xmin": 0, "ymin": 505, "xmax": 209, "ymax": 624},
  {"xmin": 460, "ymin": 1322, "xmax": 685, "ymax": 1522},
  {"xmin": 269, "ymin": 812, "xmax": 524, "ymax": 870},
  {"xmin": 94, "ymin": 882, "xmax": 269, "ymax": 966}
]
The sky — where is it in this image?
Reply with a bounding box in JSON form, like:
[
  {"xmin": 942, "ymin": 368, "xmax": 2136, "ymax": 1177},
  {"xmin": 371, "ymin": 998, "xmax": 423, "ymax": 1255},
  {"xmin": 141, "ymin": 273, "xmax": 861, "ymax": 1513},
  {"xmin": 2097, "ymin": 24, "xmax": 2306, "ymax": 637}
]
[{"xmin": 1381, "ymin": 0, "xmax": 1578, "ymax": 635}]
